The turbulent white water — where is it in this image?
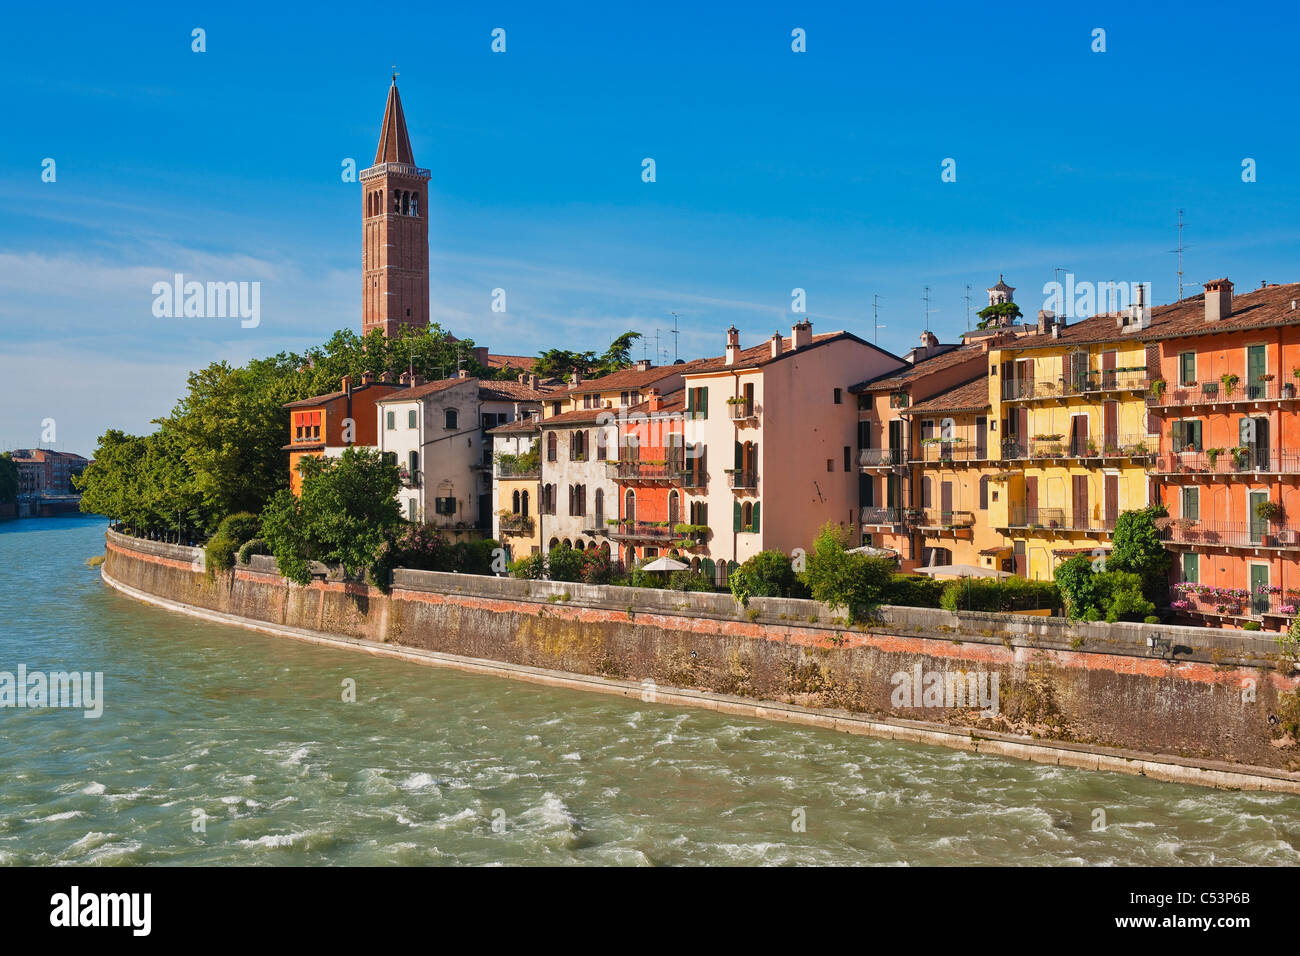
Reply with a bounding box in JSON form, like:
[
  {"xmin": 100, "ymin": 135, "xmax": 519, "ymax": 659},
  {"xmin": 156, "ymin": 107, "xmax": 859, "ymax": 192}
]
[{"xmin": 3, "ymin": 514, "xmax": 1300, "ymax": 865}]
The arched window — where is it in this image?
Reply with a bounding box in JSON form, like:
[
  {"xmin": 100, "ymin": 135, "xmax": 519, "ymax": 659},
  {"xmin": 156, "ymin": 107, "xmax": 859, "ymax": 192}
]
[
  {"xmin": 979, "ymin": 475, "xmax": 989, "ymax": 510},
  {"xmin": 411, "ymin": 192, "xmax": 420, "ymax": 216},
  {"xmin": 445, "ymin": 408, "xmax": 458, "ymax": 430},
  {"xmin": 624, "ymin": 489, "xmax": 636, "ymax": 525},
  {"xmin": 668, "ymin": 490, "xmax": 680, "ymax": 527},
  {"xmin": 521, "ymin": 490, "xmax": 529, "ymax": 517},
  {"xmin": 512, "ymin": 489, "xmax": 521, "ymax": 514},
  {"xmin": 393, "ymin": 190, "xmax": 401, "ymax": 214},
  {"xmin": 547, "ymin": 433, "xmax": 557, "ymax": 462},
  {"xmin": 596, "ymin": 429, "xmax": 607, "ymax": 461},
  {"xmin": 594, "ymin": 488, "xmax": 604, "ymax": 524},
  {"xmin": 742, "ymin": 501, "xmax": 753, "ymax": 528}
]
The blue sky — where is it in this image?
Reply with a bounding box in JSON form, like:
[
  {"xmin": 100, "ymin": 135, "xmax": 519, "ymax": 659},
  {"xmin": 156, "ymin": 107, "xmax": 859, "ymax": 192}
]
[{"xmin": 4, "ymin": 0, "xmax": 1300, "ymax": 455}]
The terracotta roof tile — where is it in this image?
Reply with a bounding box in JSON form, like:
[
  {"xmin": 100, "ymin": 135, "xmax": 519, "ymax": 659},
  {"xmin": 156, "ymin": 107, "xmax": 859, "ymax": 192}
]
[
  {"xmin": 850, "ymin": 344, "xmax": 982, "ymax": 392},
  {"xmin": 373, "ymin": 81, "xmax": 416, "ymax": 166},
  {"xmin": 374, "ymin": 377, "xmax": 475, "ymax": 403},
  {"xmin": 903, "ymin": 376, "xmax": 990, "ymax": 415}
]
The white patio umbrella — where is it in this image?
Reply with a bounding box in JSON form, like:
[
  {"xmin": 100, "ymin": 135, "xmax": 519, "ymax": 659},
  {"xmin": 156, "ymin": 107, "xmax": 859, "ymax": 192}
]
[
  {"xmin": 640, "ymin": 556, "xmax": 689, "ymax": 573},
  {"xmin": 913, "ymin": 563, "xmax": 1014, "ymax": 579}
]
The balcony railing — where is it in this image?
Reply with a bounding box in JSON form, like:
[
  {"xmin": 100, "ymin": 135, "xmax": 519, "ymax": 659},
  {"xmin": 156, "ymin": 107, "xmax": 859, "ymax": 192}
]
[
  {"xmin": 608, "ymin": 520, "xmax": 674, "ymax": 541},
  {"xmin": 1155, "ymin": 449, "xmax": 1300, "ymax": 476},
  {"xmin": 1147, "ymin": 380, "xmax": 1294, "ymax": 407},
  {"xmin": 860, "ymin": 506, "xmax": 904, "ymax": 526},
  {"xmin": 1171, "ymin": 583, "xmax": 1294, "ymax": 620},
  {"xmin": 1157, "ymin": 520, "xmax": 1299, "ymax": 550},
  {"xmin": 728, "ymin": 401, "xmax": 759, "ymax": 422},
  {"xmin": 914, "ymin": 442, "xmax": 989, "ymax": 463},
  {"xmin": 1002, "ymin": 370, "xmax": 1148, "ymax": 402},
  {"xmin": 398, "ymin": 469, "xmax": 422, "ymax": 488},
  {"xmin": 606, "ymin": 459, "xmax": 688, "ymax": 482},
  {"xmin": 912, "ymin": 509, "xmax": 976, "ymax": 531},
  {"xmin": 1003, "ymin": 506, "xmax": 1116, "ymax": 533},
  {"xmin": 726, "ymin": 469, "xmax": 757, "ymax": 490},
  {"xmin": 1001, "ymin": 436, "xmax": 1156, "ymax": 461},
  {"xmin": 495, "ymin": 459, "xmax": 541, "ymax": 479},
  {"xmin": 859, "ymin": 448, "xmax": 905, "ymax": 468},
  {"xmin": 498, "ymin": 514, "xmax": 535, "ymax": 536}
]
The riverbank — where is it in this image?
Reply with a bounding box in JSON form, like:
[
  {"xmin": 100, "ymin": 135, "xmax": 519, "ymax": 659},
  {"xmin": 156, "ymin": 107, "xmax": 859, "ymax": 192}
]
[{"xmin": 102, "ymin": 529, "xmax": 1300, "ymax": 793}]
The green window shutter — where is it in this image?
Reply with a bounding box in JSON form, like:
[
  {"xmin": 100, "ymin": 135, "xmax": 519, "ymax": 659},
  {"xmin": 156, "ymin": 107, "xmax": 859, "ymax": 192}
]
[
  {"xmin": 733, "ymin": 500, "xmax": 742, "ymax": 532},
  {"xmin": 1171, "ymin": 421, "xmax": 1183, "ymax": 452},
  {"xmin": 752, "ymin": 502, "xmax": 761, "ymax": 533},
  {"xmin": 701, "ymin": 387, "xmax": 709, "ymax": 420},
  {"xmin": 734, "ymin": 442, "xmax": 743, "ymax": 470},
  {"xmin": 686, "ymin": 389, "xmax": 695, "ymax": 417}
]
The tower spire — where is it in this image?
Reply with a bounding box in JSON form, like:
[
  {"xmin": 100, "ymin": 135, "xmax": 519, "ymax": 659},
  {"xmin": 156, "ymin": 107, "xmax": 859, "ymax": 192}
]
[{"xmin": 374, "ymin": 75, "xmax": 416, "ymax": 166}]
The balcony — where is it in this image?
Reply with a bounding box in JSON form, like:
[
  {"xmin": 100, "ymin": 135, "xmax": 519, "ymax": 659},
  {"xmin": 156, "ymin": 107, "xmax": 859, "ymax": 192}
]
[
  {"xmin": 728, "ymin": 401, "xmax": 759, "ymax": 424},
  {"xmin": 1002, "ymin": 507, "xmax": 1117, "ymax": 534},
  {"xmin": 1147, "ymin": 379, "xmax": 1295, "ymax": 409},
  {"xmin": 495, "ymin": 460, "xmax": 540, "ymax": 479},
  {"xmin": 606, "ymin": 459, "xmax": 688, "ymax": 482},
  {"xmin": 914, "ymin": 442, "xmax": 989, "ymax": 464},
  {"xmin": 1156, "ymin": 519, "xmax": 1300, "ymax": 550},
  {"xmin": 1000, "ymin": 436, "xmax": 1156, "ymax": 462},
  {"xmin": 912, "ymin": 510, "xmax": 976, "ymax": 533},
  {"xmin": 726, "ymin": 469, "xmax": 757, "ymax": 490},
  {"xmin": 860, "ymin": 506, "xmax": 904, "ymax": 527},
  {"xmin": 1002, "ymin": 369, "xmax": 1148, "ymax": 403},
  {"xmin": 497, "ymin": 513, "xmax": 535, "ymax": 536},
  {"xmin": 398, "ymin": 469, "xmax": 422, "ymax": 488},
  {"xmin": 1154, "ymin": 449, "xmax": 1300, "ymax": 477},
  {"xmin": 608, "ymin": 520, "xmax": 674, "ymax": 541},
  {"xmin": 859, "ymin": 448, "xmax": 905, "ymax": 470},
  {"xmin": 1171, "ymin": 583, "xmax": 1294, "ymax": 622}
]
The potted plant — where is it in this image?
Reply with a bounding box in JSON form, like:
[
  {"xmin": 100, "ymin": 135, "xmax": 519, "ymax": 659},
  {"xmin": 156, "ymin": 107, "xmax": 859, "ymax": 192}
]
[
  {"xmin": 1150, "ymin": 378, "xmax": 1167, "ymax": 399},
  {"xmin": 1206, "ymin": 447, "xmax": 1223, "ymax": 468},
  {"xmin": 1201, "ymin": 381, "xmax": 1219, "ymax": 398},
  {"xmin": 1256, "ymin": 499, "xmax": 1282, "ymax": 546},
  {"xmin": 1232, "ymin": 445, "xmax": 1252, "ymax": 470},
  {"xmin": 1221, "ymin": 372, "xmax": 1239, "ymax": 396}
]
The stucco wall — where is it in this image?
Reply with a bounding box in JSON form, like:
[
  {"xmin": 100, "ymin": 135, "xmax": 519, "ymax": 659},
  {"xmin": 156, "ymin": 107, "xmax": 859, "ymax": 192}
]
[{"xmin": 103, "ymin": 529, "xmax": 1300, "ymax": 778}]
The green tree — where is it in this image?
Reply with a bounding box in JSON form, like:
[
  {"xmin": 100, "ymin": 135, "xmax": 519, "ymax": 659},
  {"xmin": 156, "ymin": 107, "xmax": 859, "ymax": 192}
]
[
  {"xmin": 730, "ymin": 549, "xmax": 798, "ymax": 605},
  {"xmin": 799, "ymin": 523, "xmax": 894, "ymax": 619},
  {"xmin": 595, "ymin": 331, "xmax": 643, "ymax": 374},
  {"xmin": 976, "ymin": 301, "xmax": 1023, "ymax": 330},
  {"xmin": 1108, "ymin": 505, "xmax": 1171, "ymax": 605},
  {"xmin": 0, "ymin": 453, "xmax": 18, "ymax": 504},
  {"xmin": 259, "ymin": 447, "xmax": 402, "ymax": 585}
]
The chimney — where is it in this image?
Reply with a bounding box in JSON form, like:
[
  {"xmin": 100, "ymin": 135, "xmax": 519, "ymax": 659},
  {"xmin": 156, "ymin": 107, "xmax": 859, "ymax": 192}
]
[
  {"xmin": 341, "ymin": 374, "xmax": 353, "ymax": 397},
  {"xmin": 360, "ymin": 370, "xmax": 375, "ymax": 386},
  {"xmin": 473, "ymin": 346, "xmax": 489, "ymax": 366},
  {"xmin": 570, "ymin": 369, "xmax": 582, "ymax": 386},
  {"xmin": 529, "ymin": 373, "xmax": 539, "ymax": 390},
  {"xmin": 636, "ymin": 359, "xmax": 652, "ymax": 371},
  {"xmin": 412, "ymin": 374, "xmax": 426, "ymax": 386},
  {"xmin": 725, "ymin": 326, "xmax": 741, "ymax": 366},
  {"xmin": 1205, "ymin": 278, "xmax": 1233, "ymax": 322},
  {"xmin": 456, "ymin": 369, "xmax": 470, "ymax": 379},
  {"xmin": 399, "ymin": 371, "xmax": 412, "ymax": 387},
  {"xmin": 791, "ymin": 319, "xmax": 813, "ymax": 350},
  {"xmin": 1037, "ymin": 310, "xmax": 1054, "ymax": 334},
  {"xmin": 379, "ymin": 370, "xmax": 394, "ymax": 384},
  {"xmin": 518, "ymin": 372, "xmax": 528, "ymax": 384},
  {"xmin": 769, "ymin": 330, "xmax": 783, "ymax": 359},
  {"xmin": 646, "ymin": 387, "xmax": 663, "ymax": 412}
]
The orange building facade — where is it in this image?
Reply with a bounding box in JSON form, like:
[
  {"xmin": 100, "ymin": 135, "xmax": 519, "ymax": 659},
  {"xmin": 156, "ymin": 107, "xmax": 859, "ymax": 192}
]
[{"xmin": 283, "ymin": 374, "xmax": 399, "ymax": 494}]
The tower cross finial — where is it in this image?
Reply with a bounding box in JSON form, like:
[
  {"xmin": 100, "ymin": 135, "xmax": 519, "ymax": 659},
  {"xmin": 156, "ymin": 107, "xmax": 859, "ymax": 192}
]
[{"xmin": 391, "ymin": 65, "xmax": 399, "ymax": 83}]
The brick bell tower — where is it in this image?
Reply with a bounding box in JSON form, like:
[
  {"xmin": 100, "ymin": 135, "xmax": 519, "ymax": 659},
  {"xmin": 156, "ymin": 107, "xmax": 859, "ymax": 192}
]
[{"xmin": 360, "ymin": 75, "xmax": 430, "ymax": 337}]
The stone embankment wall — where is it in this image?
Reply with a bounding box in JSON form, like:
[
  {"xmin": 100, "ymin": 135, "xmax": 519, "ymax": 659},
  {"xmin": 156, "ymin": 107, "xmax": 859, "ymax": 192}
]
[{"xmin": 102, "ymin": 530, "xmax": 1300, "ymax": 787}]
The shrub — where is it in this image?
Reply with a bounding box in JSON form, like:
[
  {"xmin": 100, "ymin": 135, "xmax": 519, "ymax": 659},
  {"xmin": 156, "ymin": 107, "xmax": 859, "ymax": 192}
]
[
  {"xmin": 1055, "ymin": 555, "xmax": 1153, "ymax": 622},
  {"xmin": 668, "ymin": 569, "xmax": 714, "ymax": 592},
  {"xmin": 729, "ymin": 549, "xmax": 797, "ymax": 605},
  {"xmin": 1109, "ymin": 505, "xmax": 1171, "ymax": 606},
  {"xmin": 1100, "ymin": 572, "xmax": 1155, "ymax": 622},
  {"xmin": 1244, "ymin": 621, "xmax": 1262, "ymax": 631},
  {"xmin": 546, "ymin": 544, "xmax": 584, "ymax": 582},
  {"xmin": 205, "ymin": 511, "xmax": 262, "ymax": 572},
  {"xmin": 938, "ymin": 576, "xmax": 1061, "ymax": 613},
  {"xmin": 579, "ymin": 548, "xmax": 613, "ymax": 585},
  {"xmin": 450, "ymin": 538, "xmax": 499, "ymax": 576},
  {"xmin": 509, "ymin": 552, "xmax": 547, "ymax": 579},
  {"xmin": 882, "ymin": 574, "xmax": 947, "ymax": 608},
  {"xmin": 237, "ymin": 538, "xmax": 268, "ymax": 564}
]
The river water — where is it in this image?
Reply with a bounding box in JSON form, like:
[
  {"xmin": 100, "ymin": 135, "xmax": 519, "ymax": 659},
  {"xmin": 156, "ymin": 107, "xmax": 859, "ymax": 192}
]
[{"xmin": 2, "ymin": 514, "xmax": 1299, "ymax": 865}]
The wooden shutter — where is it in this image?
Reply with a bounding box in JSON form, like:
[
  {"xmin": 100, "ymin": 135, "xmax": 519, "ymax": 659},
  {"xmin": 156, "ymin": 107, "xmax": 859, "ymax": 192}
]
[
  {"xmin": 733, "ymin": 500, "xmax": 742, "ymax": 532},
  {"xmin": 752, "ymin": 502, "xmax": 761, "ymax": 533}
]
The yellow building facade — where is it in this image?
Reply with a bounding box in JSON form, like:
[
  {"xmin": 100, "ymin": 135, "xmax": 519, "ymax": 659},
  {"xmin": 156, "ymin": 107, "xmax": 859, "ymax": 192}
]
[{"xmin": 986, "ymin": 330, "xmax": 1156, "ymax": 580}]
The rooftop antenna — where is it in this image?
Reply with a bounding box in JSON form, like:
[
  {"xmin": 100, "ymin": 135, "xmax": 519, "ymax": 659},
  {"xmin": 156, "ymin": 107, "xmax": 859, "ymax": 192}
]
[
  {"xmin": 964, "ymin": 285, "xmax": 972, "ymax": 332},
  {"xmin": 922, "ymin": 286, "xmax": 937, "ymax": 332},
  {"xmin": 669, "ymin": 312, "xmax": 681, "ymax": 362},
  {"xmin": 1053, "ymin": 267, "xmax": 1069, "ymax": 315},
  {"xmin": 1169, "ymin": 208, "xmax": 1188, "ymax": 301},
  {"xmin": 872, "ymin": 294, "xmax": 883, "ymax": 343}
]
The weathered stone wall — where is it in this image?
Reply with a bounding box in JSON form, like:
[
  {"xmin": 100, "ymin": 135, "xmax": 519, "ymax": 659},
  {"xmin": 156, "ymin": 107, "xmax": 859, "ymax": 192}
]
[{"xmin": 103, "ymin": 530, "xmax": 1300, "ymax": 774}]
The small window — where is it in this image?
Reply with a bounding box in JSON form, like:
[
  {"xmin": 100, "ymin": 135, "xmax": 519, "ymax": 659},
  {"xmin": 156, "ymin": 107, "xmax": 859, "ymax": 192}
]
[
  {"xmin": 407, "ymin": 498, "xmax": 417, "ymax": 522},
  {"xmin": 826, "ymin": 459, "xmax": 834, "ymax": 472},
  {"xmin": 834, "ymin": 388, "xmax": 843, "ymax": 404},
  {"xmin": 1179, "ymin": 352, "xmax": 1197, "ymax": 386},
  {"xmin": 843, "ymin": 446, "xmax": 851, "ymax": 471},
  {"xmin": 1181, "ymin": 486, "xmax": 1200, "ymax": 522},
  {"xmin": 445, "ymin": 409, "xmax": 458, "ymax": 430},
  {"xmin": 386, "ymin": 411, "xmax": 395, "ymax": 430},
  {"xmin": 434, "ymin": 497, "xmax": 456, "ymax": 515},
  {"xmin": 1182, "ymin": 551, "xmax": 1199, "ymax": 584},
  {"xmin": 408, "ymin": 409, "xmax": 417, "ymax": 428}
]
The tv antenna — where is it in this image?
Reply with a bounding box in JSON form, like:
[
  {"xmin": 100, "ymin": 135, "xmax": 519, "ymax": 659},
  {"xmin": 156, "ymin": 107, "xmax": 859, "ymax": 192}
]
[
  {"xmin": 922, "ymin": 286, "xmax": 938, "ymax": 332},
  {"xmin": 1169, "ymin": 208, "xmax": 1188, "ymax": 301},
  {"xmin": 669, "ymin": 312, "xmax": 681, "ymax": 362},
  {"xmin": 964, "ymin": 285, "xmax": 972, "ymax": 332},
  {"xmin": 872, "ymin": 294, "xmax": 885, "ymax": 343}
]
